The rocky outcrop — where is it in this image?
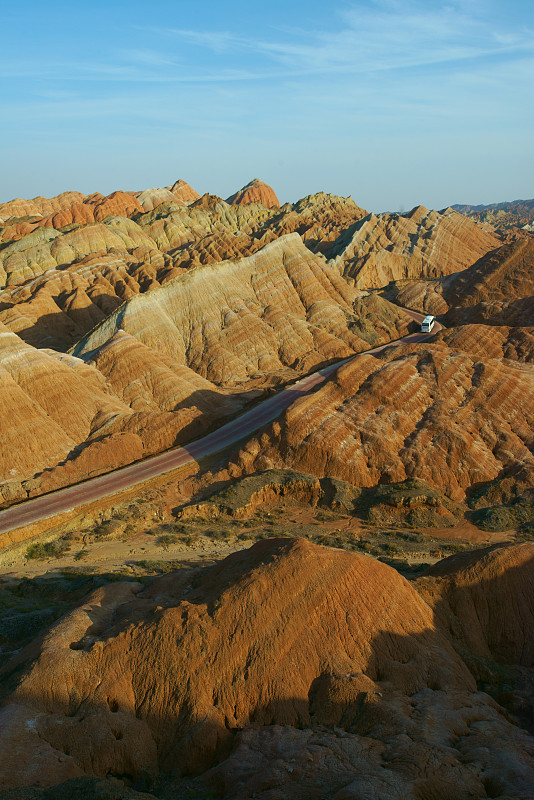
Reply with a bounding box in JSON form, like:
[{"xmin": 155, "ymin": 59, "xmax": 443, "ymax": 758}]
[
  {"xmin": 392, "ymin": 236, "xmax": 534, "ymax": 326},
  {"xmin": 453, "ymin": 198, "xmax": 534, "ymax": 230},
  {"xmin": 71, "ymin": 235, "xmax": 413, "ymax": 386},
  {"xmin": 230, "ymin": 336, "xmax": 534, "ymax": 501},
  {"xmin": 226, "ymin": 178, "xmax": 280, "ymax": 208},
  {"xmin": 328, "ymin": 205, "xmax": 500, "ymax": 289},
  {"xmin": 166, "ymin": 179, "xmax": 201, "ymax": 205},
  {"xmin": 0, "ymin": 324, "xmax": 240, "ymax": 503},
  {"xmin": 1, "ymin": 539, "xmax": 534, "ymax": 797},
  {"xmin": 179, "ymin": 470, "xmax": 463, "ymax": 528}
]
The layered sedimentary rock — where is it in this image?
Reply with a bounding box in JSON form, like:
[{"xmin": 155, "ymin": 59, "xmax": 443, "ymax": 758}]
[
  {"xmin": 0, "ymin": 217, "xmax": 158, "ymax": 288},
  {"xmin": 1, "ymin": 538, "xmax": 533, "ymax": 798},
  {"xmin": 435, "ymin": 324, "xmax": 534, "ymax": 363},
  {"xmin": 392, "ymin": 236, "xmax": 534, "ymax": 325},
  {"xmin": 0, "ymin": 181, "xmax": 200, "ymax": 244},
  {"xmin": 166, "ymin": 178, "xmax": 201, "ymax": 205},
  {"xmin": 0, "ymin": 191, "xmax": 144, "ymax": 243},
  {"xmin": 0, "ymin": 324, "xmax": 239, "ymax": 503},
  {"xmin": 328, "ymin": 205, "xmax": 500, "ymax": 289},
  {"xmin": 0, "ymin": 231, "xmax": 417, "ymax": 502},
  {"xmin": 71, "ymin": 234, "xmax": 413, "ymax": 385},
  {"xmin": 226, "ymin": 178, "xmax": 280, "ymax": 208},
  {"xmin": 0, "ymin": 180, "xmax": 527, "ymax": 510},
  {"xmin": 230, "ymin": 336, "xmax": 534, "ymax": 501},
  {"xmin": 0, "ymin": 191, "xmax": 86, "ymax": 220},
  {"xmin": 419, "ymin": 542, "xmax": 534, "ymax": 667},
  {"xmin": 453, "ymin": 198, "xmax": 534, "ymax": 230}
]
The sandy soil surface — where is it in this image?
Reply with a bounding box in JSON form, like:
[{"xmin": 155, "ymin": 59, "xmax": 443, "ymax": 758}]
[{"xmin": 0, "ymin": 499, "xmax": 512, "ymax": 582}]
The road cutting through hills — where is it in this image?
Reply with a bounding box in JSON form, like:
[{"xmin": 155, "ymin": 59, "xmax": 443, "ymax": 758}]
[{"xmin": 0, "ymin": 308, "xmax": 441, "ymax": 535}]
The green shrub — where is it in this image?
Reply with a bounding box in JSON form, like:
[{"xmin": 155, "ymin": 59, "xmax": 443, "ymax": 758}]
[
  {"xmin": 134, "ymin": 560, "xmax": 177, "ymax": 574},
  {"xmin": 157, "ymin": 534, "xmax": 179, "ymax": 550},
  {"xmin": 26, "ymin": 539, "xmax": 70, "ymax": 560}
]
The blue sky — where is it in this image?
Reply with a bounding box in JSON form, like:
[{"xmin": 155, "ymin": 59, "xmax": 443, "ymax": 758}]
[{"xmin": 2, "ymin": 0, "xmax": 533, "ymax": 211}]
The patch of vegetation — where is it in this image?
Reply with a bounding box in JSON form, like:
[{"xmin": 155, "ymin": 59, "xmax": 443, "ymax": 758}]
[
  {"xmin": 353, "ymin": 478, "xmax": 462, "ymax": 528},
  {"xmin": 25, "ymin": 538, "xmax": 71, "ymax": 560},
  {"xmin": 204, "ymin": 528, "xmax": 234, "ymax": 541},
  {"xmin": 133, "ymin": 560, "xmax": 182, "ymax": 574},
  {"xmin": 157, "ymin": 534, "xmax": 180, "ymax": 550},
  {"xmin": 471, "ymin": 493, "xmax": 534, "ymax": 533},
  {"xmin": 93, "ymin": 519, "xmax": 124, "ymax": 539}
]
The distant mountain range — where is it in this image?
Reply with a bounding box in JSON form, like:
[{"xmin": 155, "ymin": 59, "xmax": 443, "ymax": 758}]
[{"xmin": 452, "ymin": 198, "xmax": 534, "ymax": 230}]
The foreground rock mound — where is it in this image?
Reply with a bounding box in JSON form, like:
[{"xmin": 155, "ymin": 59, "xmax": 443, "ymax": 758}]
[
  {"xmin": 1, "ymin": 539, "xmax": 534, "ymax": 798},
  {"xmin": 420, "ymin": 542, "xmax": 534, "ymax": 667}
]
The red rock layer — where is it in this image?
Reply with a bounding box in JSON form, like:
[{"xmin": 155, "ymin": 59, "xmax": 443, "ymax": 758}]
[
  {"xmin": 230, "ymin": 337, "xmax": 534, "ymax": 501},
  {"xmin": 226, "ymin": 178, "xmax": 280, "ymax": 208},
  {"xmin": 393, "ymin": 236, "xmax": 534, "ymax": 326}
]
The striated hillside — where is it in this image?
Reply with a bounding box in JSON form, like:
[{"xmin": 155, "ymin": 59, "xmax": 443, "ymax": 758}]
[
  {"xmin": 1, "ymin": 538, "xmax": 534, "ymax": 798},
  {"xmin": 0, "ymin": 322, "xmax": 241, "ymax": 505},
  {"xmin": 453, "ymin": 198, "xmax": 534, "ymax": 230},
  {"xmin": 0, "ymin": 231, "xmax": 416, "ymax": 505},
  {"xmin": 327, "ymin": 204, "xmax": 500, "ymax": 289},
  {"xmin": 0, "ymin": 177, "xmax": 526, "ymax": 511},
  {"xmin": 0, "ymin": 180, "xmax": 200, "ymax": 237},
  {"xmin": 70, "ymin": 234, "xmax": 413, "ymax": 385},
  {"xmin": 226, "ymin": 178, "xmax": 280, "ymax": 208},
  {"xmin": 391, "ymin": 236, "xmax": 534, "ymax": 325},
  {"xmin": 229, "ymin": 334, "xmax": 534, "ymax": 501},
  {"xmin": 0, "ymin": 191, "xmax": 369, "ymax": 350}
]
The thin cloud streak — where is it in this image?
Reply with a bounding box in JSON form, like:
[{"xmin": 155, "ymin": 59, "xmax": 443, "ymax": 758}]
[{"xmin": 3, "ymin": 0, "xmax": 533, "ymax": 86}]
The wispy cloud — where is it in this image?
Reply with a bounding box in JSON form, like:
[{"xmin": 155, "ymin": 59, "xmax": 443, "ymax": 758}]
[
  {"xmin": 3, "ymin": 1, "xmax": 532, "ymax": 85},
  {"xmin": 156, "ymin": 0, "xmax": 534, "ymax": 77}
]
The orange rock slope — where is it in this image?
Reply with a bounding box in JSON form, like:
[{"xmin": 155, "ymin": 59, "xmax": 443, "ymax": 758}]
[
  {"xmin": 328, "ymin": 204, "xmax": 500, "ymax": 288},
  {"xmin": 392, "ymin": 235, "xmax": 534, "ymax": 325},
  {"xmin": 0, "ymin": 322, "xmax": 241, "ymax": 505},
  {"xmin": 229, "ymin": 334, "xmax": 534, "ymax": 501},
  {"xmin": 226, "ymin": 178, "xmax": 280, "ymax": 208},
  {"xmin": 1, "ymin": 539, "xmax": 533, "ymax": 798}
]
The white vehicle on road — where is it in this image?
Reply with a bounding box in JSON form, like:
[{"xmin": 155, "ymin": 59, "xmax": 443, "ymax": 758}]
[{"xmin": 421, "ymin": 315, "xmax": 436, "ymax": 333}]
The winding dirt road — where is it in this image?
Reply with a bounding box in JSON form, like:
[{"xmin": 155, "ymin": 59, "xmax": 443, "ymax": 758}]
[{"xmin": 0, "ymin": 309, "xmax": 440, "ymax": 535}]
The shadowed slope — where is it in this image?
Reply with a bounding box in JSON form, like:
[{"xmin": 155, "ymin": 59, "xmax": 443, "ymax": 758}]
[{"xmin": 1, "ymin": 539, "xmax": 534, "ymax": 797}]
